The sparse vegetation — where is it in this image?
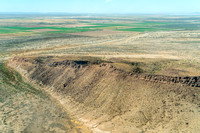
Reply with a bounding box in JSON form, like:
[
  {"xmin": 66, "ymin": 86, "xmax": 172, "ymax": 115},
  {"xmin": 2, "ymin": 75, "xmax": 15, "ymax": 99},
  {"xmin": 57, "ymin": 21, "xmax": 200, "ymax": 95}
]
[
  {"xmin": 1, "ymin": 14, "xmax": 200, "ymax": 133},
  {"xmin": 0, "ymin": 63, "xmax": 42, "ymax": 95}
]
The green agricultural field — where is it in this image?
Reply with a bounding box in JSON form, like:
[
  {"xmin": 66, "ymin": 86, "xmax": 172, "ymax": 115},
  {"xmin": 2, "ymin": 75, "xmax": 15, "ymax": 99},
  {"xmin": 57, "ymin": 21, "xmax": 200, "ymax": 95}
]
[
  {"xmin": 80, "ymin": 21, "xmax": 200, "ymax": 32},
  {"xmin": 0, "ymin": 26, "xmax": 97, "ymax": 34}
]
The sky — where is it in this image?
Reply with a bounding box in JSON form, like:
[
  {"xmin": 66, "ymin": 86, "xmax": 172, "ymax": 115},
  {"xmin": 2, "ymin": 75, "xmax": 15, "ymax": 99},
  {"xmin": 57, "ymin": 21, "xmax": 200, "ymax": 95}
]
[{"xmin": 0, "ymin": 0, "xmax": 200, "ymax": 14}]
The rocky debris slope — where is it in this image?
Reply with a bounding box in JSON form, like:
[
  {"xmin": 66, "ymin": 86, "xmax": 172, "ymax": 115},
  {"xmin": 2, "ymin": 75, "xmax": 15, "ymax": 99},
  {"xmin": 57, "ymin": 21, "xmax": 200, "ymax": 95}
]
[
  {"xmin": 39, "ymin": 58, "xmax": 200, "ymax": 88},
  {"xmin": 128, "ymin": 73, "xmax": 200, "ymax": 87},
  {"xmin": 8, "ymin": 56, "xmax": 200, "ymax": 133}
]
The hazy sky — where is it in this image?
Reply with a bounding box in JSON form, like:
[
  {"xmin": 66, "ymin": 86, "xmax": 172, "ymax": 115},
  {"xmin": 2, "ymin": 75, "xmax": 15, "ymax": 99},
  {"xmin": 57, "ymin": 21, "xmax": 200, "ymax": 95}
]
[{"xmin": 0, "ymin": 0, "xmax": 200, "ymax": 14}]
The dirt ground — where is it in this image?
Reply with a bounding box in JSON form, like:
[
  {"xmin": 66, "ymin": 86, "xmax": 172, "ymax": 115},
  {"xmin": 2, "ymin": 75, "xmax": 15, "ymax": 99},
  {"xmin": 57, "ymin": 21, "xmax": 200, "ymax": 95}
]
[
  {"xmin": 0, "ymin": 63, "xmax": 90, "ymax": 133},
  {"xmin": 1, "ymin": 15, "xmax": 200, "ymax": 133},
  {"xmin": 7, "ymin": 56, "xmax": 200, "ymax": 133}
]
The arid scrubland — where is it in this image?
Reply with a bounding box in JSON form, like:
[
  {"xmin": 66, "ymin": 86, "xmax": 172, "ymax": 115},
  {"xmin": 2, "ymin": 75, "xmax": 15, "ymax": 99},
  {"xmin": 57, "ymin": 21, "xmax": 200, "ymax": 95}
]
[{"xmin": 0, "ymin": 14, "xmax": 200, "ymax": 132}]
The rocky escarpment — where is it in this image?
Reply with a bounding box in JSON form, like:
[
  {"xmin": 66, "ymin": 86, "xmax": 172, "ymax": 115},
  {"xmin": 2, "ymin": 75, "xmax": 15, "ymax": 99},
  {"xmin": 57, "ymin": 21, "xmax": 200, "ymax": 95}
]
[
  {"xmin": 11, "ymin": 57, "xmax": 200, "ymax": 88},
  {"xmin": 8, "ymin": 56, "xmax": 200, "ymax": 133},
  {"xmin": 44, "ymin": 59, "xmax": 200, "ymax": 88},
  {"xmin": 128, "ymin": 73, "xmax": 200, "ymax": 87}
]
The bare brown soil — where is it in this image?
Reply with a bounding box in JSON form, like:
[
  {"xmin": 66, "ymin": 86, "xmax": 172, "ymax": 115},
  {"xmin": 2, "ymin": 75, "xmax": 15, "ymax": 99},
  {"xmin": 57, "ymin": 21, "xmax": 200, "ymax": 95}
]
[
  {"xmin": 1, "ymin": 15, "xmax": 200, "ymax": 133},
  {"xmin": 0, "ymin": 62, "xmax": 91, "ymax": 133},
  {"xmin": 70, "ymin": 30, "xmax": 134, "ymax": 37},
  {"xmin": 8, "ymin": 56, "xmax": 200, "ymax": 133}
]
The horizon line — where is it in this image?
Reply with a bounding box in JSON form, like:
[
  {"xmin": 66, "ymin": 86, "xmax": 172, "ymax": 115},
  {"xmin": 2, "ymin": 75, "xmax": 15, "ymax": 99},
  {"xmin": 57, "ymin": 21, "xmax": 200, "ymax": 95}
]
[{"xmin": 0, "ymin": 12, "xmax": 200, "ymax": 15}]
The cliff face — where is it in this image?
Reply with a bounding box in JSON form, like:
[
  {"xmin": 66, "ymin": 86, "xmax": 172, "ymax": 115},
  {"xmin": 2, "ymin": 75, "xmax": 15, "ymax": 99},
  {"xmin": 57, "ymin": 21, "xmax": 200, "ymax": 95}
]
[{"xmin": 8, "ymin": 56, "xmax": 200, "ymax": 133}]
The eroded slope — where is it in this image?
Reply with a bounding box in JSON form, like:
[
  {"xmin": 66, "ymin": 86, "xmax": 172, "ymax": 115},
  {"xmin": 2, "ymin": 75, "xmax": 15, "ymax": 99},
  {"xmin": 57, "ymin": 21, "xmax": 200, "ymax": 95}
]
[
  {"xmin": 8, "ymin": 56, "xmax": 200, "ymax": 133},
  {"xmin": 0, "ymin": 63, "xmax": 90, "ymax": 133}
]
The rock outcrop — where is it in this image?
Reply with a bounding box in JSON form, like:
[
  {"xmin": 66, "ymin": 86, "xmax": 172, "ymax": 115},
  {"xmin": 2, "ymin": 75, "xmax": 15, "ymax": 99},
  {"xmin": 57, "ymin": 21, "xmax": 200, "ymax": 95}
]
[
  {"xmin": 8, "ymin": 56, "xmax": 200, "ymax": 133},
  {"xmin": 33, "ymin": 57, "xmax": 200, "ymax": 88}
]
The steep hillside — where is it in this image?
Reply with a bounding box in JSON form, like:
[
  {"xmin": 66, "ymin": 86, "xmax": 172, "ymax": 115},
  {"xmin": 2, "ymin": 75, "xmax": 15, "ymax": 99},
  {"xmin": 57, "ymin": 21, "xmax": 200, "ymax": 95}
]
[
  {"xmin": 0, "ymin": 62, "xmax": 90, "ymax": 133},
  {"xmin": 8, "ymin": 56, "xmax": 200, "ymax": 133}
]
